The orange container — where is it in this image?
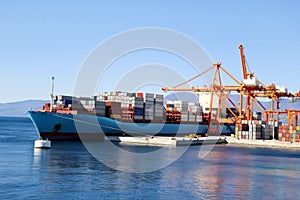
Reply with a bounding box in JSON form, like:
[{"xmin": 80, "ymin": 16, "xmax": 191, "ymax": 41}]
[{"xmin": 136, "ymin": 93, "xmax": 143, "ymax": 98}]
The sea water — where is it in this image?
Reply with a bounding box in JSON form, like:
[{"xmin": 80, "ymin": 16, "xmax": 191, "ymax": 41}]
[{"xmin": 0, "ymin": 116, "xmax": 300, "ymax": 199}]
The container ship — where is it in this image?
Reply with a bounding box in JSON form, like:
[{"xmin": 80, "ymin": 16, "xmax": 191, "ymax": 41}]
[
  {"xmin": 28, "ymin": 44, "xmax": 300, "ymax": 143},
  {"xmin": 28, "ymin": 91, "xmax": 235, "ymax": 141}
]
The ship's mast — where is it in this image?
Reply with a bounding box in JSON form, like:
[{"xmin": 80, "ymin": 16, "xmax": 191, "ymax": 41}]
[{"xmin": 50, "ymin": 76, "xmax": 55, "ymax": 112}]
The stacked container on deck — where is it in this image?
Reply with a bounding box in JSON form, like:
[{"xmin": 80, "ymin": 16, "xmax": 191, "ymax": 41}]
[
  {"xmin": 166, "ymin": 100, "xmax": 185, "ymax": 122},
  {"xmin": 94, "ymin": 99, "xmax": 106, "ymax": 116},
  {"xmin": 95, "ymin": 91, "xmax": 165, "ymax": 122},
  {"xmin": 144, "ymin": 93, "xmax": 154, "ymax": 121},
  {"xmin": 54, "ymin": 92, "xmax": 205, "ymax": 125},
  {"xmin": 77, "ymin": 97, "xmax": 94, "ymax": 112},
  {"xmin": 55, "ymin": 95, "xmax": 101, "ymax": 114},
  {"xmin": 166, "ymin": 100, "xmax": 203, "ymax": 123},
  {"xmin": 154, "ymin": 94, "xmax": 164, "ymax": 122},
  {"xmin": 96, "ymin": 91, "xmax": 135, "ymax": 120},
  {"xmin": 133, "ymin": 93, "xmax": 144, "ymax": 120},
  {"xmin": 188, "ymin": 102, "xmax": 203, "ymax": 123},
  {"xmin": 54, "ymin": 95, "xmax": 73, "ymax": 110}
]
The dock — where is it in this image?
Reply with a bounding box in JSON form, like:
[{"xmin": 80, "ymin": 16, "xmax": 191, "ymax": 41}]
[
  {"xmin": 106, "ymin": 135, "xmax": 300, "ymax": 148},
  {"xmin": 106, "ymin": 136, "xmax": 227, "ymax": 146},
  {"xmin": 225, "ymin": 136, "xmax": 300, "ymax": 149}
]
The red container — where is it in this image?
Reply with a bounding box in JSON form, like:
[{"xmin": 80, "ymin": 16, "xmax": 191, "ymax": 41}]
[{"xmin": 136, "ymin": 93, "xmax": 143, "ymax": 98}]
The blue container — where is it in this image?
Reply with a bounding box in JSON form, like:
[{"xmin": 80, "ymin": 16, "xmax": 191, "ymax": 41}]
[
  {"xmin": 167, "ymin": 104, "xmax": 174, "ymax": 108},
  {"xmin": 134, "ymin": 107, "xmax": 144, "ymax": 116}
]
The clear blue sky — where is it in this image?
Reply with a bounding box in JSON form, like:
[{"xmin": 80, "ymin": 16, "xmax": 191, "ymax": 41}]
[{"xmin": 0, "ymin": 0, "xmax": 299, "ymax": 103}]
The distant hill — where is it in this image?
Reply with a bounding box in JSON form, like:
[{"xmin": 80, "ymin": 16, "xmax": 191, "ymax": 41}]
[
  {"xmin": 226, "ymin": 96, "xmax": 300, "ymax": 111},
  {"xmin": 0, "ymin": 100, "xmax": 48, "ymax": 117},
  {"xmin": 165, "ymin": 92, "xmax": 199, "ymax": 103}
]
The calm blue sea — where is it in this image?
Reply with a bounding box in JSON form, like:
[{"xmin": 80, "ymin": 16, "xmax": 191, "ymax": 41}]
[{"xmin": 0, "ymin": 116, "xmax": 300, "ymax": 199}]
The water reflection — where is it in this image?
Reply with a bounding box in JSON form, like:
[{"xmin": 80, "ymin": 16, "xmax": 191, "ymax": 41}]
[
  {"xmin": 190, "ymin": 146, "xmax": 300, "ymax": 199},
  {"xmin": 192, "ymin": 147, "xmax": 254, "ymax": 199},
  {"xmin": 31, "ymin": 141, "xmax": 167, "ymax": 198},
  {"xmin": 4, "ymin": 116, "xmax": 300, "ymax": 199},
  {"xmin": 84, "ymin": 141, "xmax": 188, "ymax": 173},
  {"xmin": 33, "ymin": 148, "xmax": 51, "ymax": 167},
  {"xmin": 30, "ymin": 142, "xmax": 300, "ymax": 199}
]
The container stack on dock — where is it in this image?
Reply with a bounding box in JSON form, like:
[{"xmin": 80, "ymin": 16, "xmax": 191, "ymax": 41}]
[
  {"xmin": 263, "ymin": 122, "xmax": 278, "ymax": 139},
  {"xmin": 235, "ymin": 120, "xmax": 278, "ymax": 140},
  {"xmin": 278, "ymin": 125, "xmax": 300, "ymax": 142}
]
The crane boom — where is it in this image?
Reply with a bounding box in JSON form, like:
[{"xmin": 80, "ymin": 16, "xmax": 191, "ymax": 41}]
[{"xmin": 239, "ymin": 44, "xmax": 247, "ymax": 79}]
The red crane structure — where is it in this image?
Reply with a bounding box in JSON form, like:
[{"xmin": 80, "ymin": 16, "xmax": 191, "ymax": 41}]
[{"xmin": 162, "ymin": 45, "xmax": 300, "ymax": 135}]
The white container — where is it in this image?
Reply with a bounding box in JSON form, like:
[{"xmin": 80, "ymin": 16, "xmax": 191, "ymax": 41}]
[
  {"xmin": 134, "ymin": 116, "xmax": 143, "ymax": 120},
  {"xmin": 243, "ymin": 76, "xmax": 258, "ymax": 86}
]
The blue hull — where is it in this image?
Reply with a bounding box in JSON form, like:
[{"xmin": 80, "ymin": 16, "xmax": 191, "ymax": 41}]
[{"xmin": 28, "ymin": 111, "xmax": 235, "ymax": 141}]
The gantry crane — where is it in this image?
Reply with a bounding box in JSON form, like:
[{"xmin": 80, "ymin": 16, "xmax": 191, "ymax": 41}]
[
  {"xmin": 162, "ymin": 44, "xmax": 300, "ymax": 134},
  {"xmin": 162, "ymin": 62, "xmax": 239, "ymax": 134}
]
